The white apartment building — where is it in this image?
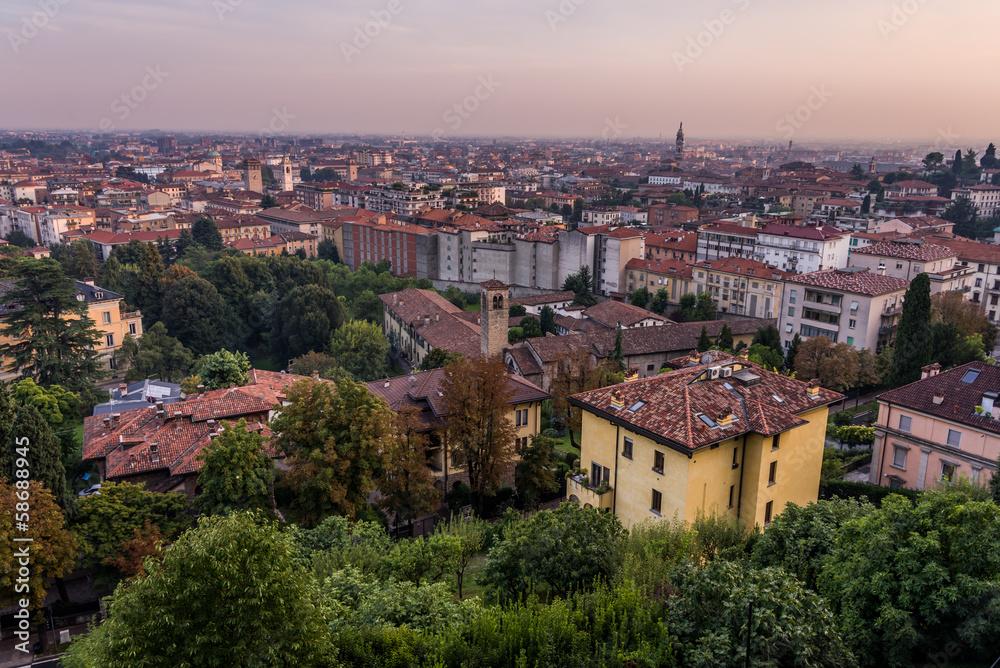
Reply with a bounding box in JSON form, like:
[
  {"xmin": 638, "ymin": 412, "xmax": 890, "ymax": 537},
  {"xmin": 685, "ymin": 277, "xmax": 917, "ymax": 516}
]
[
  {"xmin": 778, "ymin": 267, "xmax": 910, "ymax": 352},
  {"xmin": 951, "ymin": 184, "xmax": 1000, "ymax": 218},
  {"xmin": 755, "ymin": 224, "xmax": 850, "ymax": 274},
  {"xmin": 364, "ymin": 185, "xmax": 446, "ymax": 216}
]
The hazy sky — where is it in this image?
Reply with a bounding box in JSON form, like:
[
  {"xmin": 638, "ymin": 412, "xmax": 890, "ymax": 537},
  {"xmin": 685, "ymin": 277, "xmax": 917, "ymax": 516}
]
[{"xmin": 2, "ymin": 0, "xmax": 997, "ymax": 143}]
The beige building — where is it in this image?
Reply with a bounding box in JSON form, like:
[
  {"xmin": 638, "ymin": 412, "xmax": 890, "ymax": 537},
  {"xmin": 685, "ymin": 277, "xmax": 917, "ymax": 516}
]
[
  {"xmin": 848, "ymin": 239, "xmax": 972, "ymax": 293},
  {"xmin": 693, "ymin": 257, "xmax": 788, "ymax": 319},
  {"xmin": 625, "ymin": 258, "xmax": 696, "ymax": 303},
  {"xmin": 778, "ymin": 267, "xmax": 909, "ymax": 352}
]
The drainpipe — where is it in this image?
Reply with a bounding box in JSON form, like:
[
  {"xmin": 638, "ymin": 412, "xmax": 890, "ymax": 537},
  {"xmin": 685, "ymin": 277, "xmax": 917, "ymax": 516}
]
[
  {"xmin": 875, "ymin": 403, "xmax": 891, "ymax": 485},
  {"xmin": 612, "ymin": 425, "xmax": 620, "ymax": 514},
  {"xmin": 736, "ymin": 435, "xmax": 747, "ymax": 520}
]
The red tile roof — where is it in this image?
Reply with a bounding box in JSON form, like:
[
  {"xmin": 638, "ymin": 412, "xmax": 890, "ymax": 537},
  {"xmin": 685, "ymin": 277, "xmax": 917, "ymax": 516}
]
[
  {"xmin": 878, "ymin": 362, "xmax": 1000, "ymax": 434},
  {"xmin": 569, "ymin": 351, "xmax": 840, "ymax": 452},
  {"xmin": 583, "ymin": 300, "xmax": 667, "ymax": 329},
  {"xmin": 851, "ymin": 239, "xmax": 955, "ymax": 261},
  {"xmin": 785, "ymin": 268, "xmax": 909, "ymax": 296}
]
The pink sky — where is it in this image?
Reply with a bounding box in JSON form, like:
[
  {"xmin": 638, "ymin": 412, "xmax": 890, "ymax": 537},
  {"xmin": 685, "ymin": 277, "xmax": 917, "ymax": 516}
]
[{"xmin": 2, "ymin": 0, "xmax": 997, "ymax": 143}]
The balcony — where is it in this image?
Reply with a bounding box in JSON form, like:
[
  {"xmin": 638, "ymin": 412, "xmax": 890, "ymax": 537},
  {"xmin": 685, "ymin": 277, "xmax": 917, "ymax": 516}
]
[
  {"xmin": 567, "ymin": 474, "xmax": 614, "ymax": 510},
  {"xmin": 882, "ymin": 304, "xmax": 903, "ymax": 316}
]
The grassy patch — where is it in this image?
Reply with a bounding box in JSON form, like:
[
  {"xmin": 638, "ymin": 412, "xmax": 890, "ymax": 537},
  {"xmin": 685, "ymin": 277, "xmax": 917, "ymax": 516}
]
[
  {"xmin": 454, "ymin": 554, "xmax": 489, "ymax": 600},
  {"xmin": 552, "ymin": 432, "xmax": 581, "ymax": 457}
]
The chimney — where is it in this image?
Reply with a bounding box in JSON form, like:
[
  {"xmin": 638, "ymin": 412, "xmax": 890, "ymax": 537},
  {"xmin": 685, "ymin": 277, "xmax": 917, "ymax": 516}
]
[
  {"xmin": 806, "ymin": 379, "xmax": 821, "ymax": 398},
  {"xmin": 609, "ymin": 389, "xmax": 626, "ymax": 410},
  {"xmin": 82, "ymin": 277, "xmax": 95, "ymax": 286},
  {"xmin": 933, "ymin": 392, "xmax": 945, "ymax": 405},
  {"xmin": 102, "ymin": 416, "xmax": 111, "ymax": 429},
  {"xmin": 688, "ymin": 349, "xmax": 700, "ymax": 366},
  {"xmin": 118, "ymin": 383, "xmax": 127, "ymax": 393},
  {"xmin": 312, "ymin": 371, "xmax": 320, "ymax": 380},
  {"xmin": 717, "ymin": 410, "xmax": 734, "ymax": 427},
  {"xmin": 921, "ymin": 363, "xmax": 941, "ymax": 379},
  {"xmin": 112, "ymin": 413, "xmax": 121, "ymax": 425},
  {"xmin": 281, "ymin": 370, "xmax": 286, "ymax": 378},
  {"xmin": 197, "ymin": 384, "xmax": 205, "ymax": 394},
  {"xmin": 207, "ymin": 419, "xmax": 216, "ymax": 427}
]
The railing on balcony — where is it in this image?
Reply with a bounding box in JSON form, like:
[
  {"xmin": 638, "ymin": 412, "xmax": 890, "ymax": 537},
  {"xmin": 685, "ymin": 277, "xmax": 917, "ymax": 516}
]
[
  {"xmin": 567, "ymin": 474, "xmax": 614, "ymax": 510},
  {"xmin": 882, "ymin": 304, "xmax": 903, "ymax": 316}
]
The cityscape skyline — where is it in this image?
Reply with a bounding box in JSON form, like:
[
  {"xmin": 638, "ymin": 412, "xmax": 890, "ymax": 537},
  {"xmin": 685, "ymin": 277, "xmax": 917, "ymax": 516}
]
[{"xmin": 3, "ymin": 0, "xmax": 998, "ymax": 142}]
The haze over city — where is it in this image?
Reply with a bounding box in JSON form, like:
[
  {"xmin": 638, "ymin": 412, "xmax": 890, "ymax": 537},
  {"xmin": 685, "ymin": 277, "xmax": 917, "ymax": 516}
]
[{"xmin": 3, "ymin": 0, "xmax": 999, "ymax": 142}]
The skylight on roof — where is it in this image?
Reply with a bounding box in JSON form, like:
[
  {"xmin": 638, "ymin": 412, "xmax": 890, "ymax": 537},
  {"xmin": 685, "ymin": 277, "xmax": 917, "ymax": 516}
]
[
  {"xmin": 723, "ymin": 382, "xmax": 734, "ymax": 390},
  {"xmin": 698, "ymin": 414, "xmax": 718, "ymax": 428},
  {"xmin": 772, "ymin": 394, "xmax": 784, "ymax": 403},
  {"xmin": 628, "ymin": 401, "xmax": 646, "ymax": 413},
  {"xmin": 961, "ymin": 368, "xmax": 981, "ymax": 384}
]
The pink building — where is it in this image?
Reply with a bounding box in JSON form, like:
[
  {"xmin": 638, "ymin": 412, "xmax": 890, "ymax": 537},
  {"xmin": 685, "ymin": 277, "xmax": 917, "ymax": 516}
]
[{"xmin": 871, "ymin": 362, "xmax": 1000, "ymax": 490}]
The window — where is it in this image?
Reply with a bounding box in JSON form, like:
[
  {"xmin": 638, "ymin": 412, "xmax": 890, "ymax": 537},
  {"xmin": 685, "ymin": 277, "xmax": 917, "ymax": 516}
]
[
  {"xmin": 772, "ymin": 433, "xmax": 780, "ymax": 450},
  {"xmin": 515, "ymin": 411, "xmax": 522, "ymax": 427},
  {"xmin": 622, "ymin": 437, "xmax": 633, "ymax": 459},
  {"xmin": 849, "ymin": 319, "xmax": 856, "ymax": 329},
  {"xmin": 732, "ymin": 446, "xmax": 739, "ymax": 469},
  {"xmin": 764, "ymin": 501, "xmax": 773, "ymax": 524},
  {"xmin": 789, "ymin": 290, "xmax": 797, "ymax": 304},
  {"xmin": 788, "ymin": 306, "xmax": 795, "ymax": 317},
  {"xmin": 728, "ymin": 485, "xmax": 735, "ymax": 509},
  {"xmin": 892, "ymin": 446, "xmax": 908, "ymax": 469},
  {"xmin": 653, "ymin": 450, "xmax": 664, "ymax": 474},
  {"xmin": 896, "ymin": 262, "xmax": 903, "ymax": 270},
  {"xmin": 102, "ymin": 311, "xmax": 111, "ymax": 324},
  {"xmin": 105, "ymin": 333, "xmax": 114, "ymax": 347},
  {"xmin": 941, "ymin": 461, "xmax": 957, "ymax": 482},
  {"xmin": 651, "ymin": 489, "xmax": 662, "ymax": 514},
  {"xmin": 847, "ymin": 337, "xmax": 854, "ymax": 345},
  {"xmin": 768, "ymin": 461, "xmax": 777, "ymax": 485},
  {"xmin": 946, "ymin": 429, "xmax": 962, "ymax": 448},
  {"xmin": 128, "ymin": 322, "xmax": 137, "ymax": 335},
  {"xmin": 850, "ymin": 301, "xmax": 859, "ymax": 311},
  {"xmin": 898, "ymin": 415, "xmax": 912, "ymax": 432}
]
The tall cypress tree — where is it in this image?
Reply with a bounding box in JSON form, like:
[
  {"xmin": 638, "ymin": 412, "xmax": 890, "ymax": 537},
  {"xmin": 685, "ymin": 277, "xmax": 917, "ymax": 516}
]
[
  {"xmin": 952, "ymin": 149, "xmax": 963, "ymax": 175},
  {"xmin": 0, "ymin": 259, "xmax": 104, "ymax": 395},
  {"xmin": 610, "ymin": 322, "xmax": 625, "ymax": 372},
  {"xmin": 697, "ymin": 326, "xmax": 712, "ymax": 353},
  {"xmin": 785, "ymin": 333, "xmax": 802, "ymax": 370},
  {"xmin": 890, "ymin": 273, "xmax": 933, "ymax": 387},
  {"xmin": 0, "ymin": 403, "xmax": 68, "ymax": 507},
  {"xmin": 717, "ymin": 324, "xmax": 734, "ymax": 351}
]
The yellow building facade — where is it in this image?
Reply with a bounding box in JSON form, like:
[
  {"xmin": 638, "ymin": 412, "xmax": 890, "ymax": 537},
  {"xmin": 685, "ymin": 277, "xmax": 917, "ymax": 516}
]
[{"xmin": 569, "ymin": 352, "xmax": 839, "ymax": 529}]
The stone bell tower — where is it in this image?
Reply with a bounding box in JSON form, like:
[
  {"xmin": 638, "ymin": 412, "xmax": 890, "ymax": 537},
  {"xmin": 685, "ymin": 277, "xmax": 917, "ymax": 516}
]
[
  {"xmin": 244, "ymin": 158, "xmax": 263, "ymax": 194},
  {"xmin": 280, "ymin": 154, "xmax": 294, "ymax": 192},
  {"xmin": 480, "ymin": 279, "xmax": 509, "ymax": 359}
]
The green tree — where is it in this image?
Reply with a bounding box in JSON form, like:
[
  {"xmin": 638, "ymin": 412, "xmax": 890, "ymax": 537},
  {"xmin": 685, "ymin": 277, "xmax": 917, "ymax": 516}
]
[
  {"xmin": 326, "ymin": 320, "xmax": 389, "ymax": 382},
  {"xmin": 890, "ymin": 273, "xmax": 933, "ymax": 387},
  {"xmin": 440, "ymin": 356, "xmax": 518, "ymax": 515},
  {"xmin": 747, "ymin": 343, "xmax": 783, "ymax": 370},
  {"xmin": 10, "ymin": 378, "xmax": 79, "ymax": 462},
  {"xmin": 479, "ymin": 503, "xmax": 626, "ymax": 601},
  {"xmin": 952, "ymin": 149, "xmax": 963, "ymax": 174},
  {"xmin": 989, "ymin": 454, "xmax": 1000, "ymax": 504},
  {"xmin": 752, "ymin": 324, "xmax": 782, "ymax": 355},
  {"xmin": 695, "ymin": 291, "xmax": 716, "ymax": 321},
  {"xmin": 195, "ymin": 418, "xmax": 276, "ymax": 516},
  {"xmin": 696, "ymin": 325, "xmax": 712, "ymax": 352},
  {"xmin": 377, "ymin": 407, "xmax": 441, "ymax": 525},
  {"xmin": 289, "ymin": 351, "xmax": 339, "ymax": 377},
  {"xmin": 193, "ymin": 349, "xmax": 252, "ymax": 390},
  {"xmin": 114, "ymin": 321, "xmax": 195, "ymax": 382},
  {"xmin": 819, "ymin": 491, "xmax": 1000, "ymax": 667},
  {"xmin": 860, "ymin": 193, "xmax": 871, "ymax": 214},
  {"xmin": 0, "ymin": 403, "xmax": 68, "ymax": 507},
  {"xmin": 62, "ymin": 512, "xmax": 333, "ymax": 668},
  {"xmin": 0, "ymin": 259, "xmax": 105, "ymax": 394},
  {"xmin": 629, "ymin": 286, "xmax": 650, "ymax": 309},
  {"xmin": 161, "ymin": 275, "xmax": 248, "ymax": 356},
  {"xmin": 610, "ymin": 322, "xmax": 625, "ymax": 372},
  {"xmin": 273, "ymin": 284, "xmax": 345, "ymax": 362},
  {"xmin": 71, "ymin": 481, "xmax": 192, "ymax": 574},
  {"xmin": 716, "ymin": 323, "xmax": 734, "ymax": 351},
  {"xmin": 795, "ymin": 336, "xmax": 859, "ymax": 392},
  {"xmin": 508, "ymin": 303, "xmax": 527, "ymax": 317},
  {"xmin": 562, "ymin": 266, "xmax": 596, "ymax": 307},
  {"xmin": 259, "ymin": 193, "xmax": 277, "ymax": 209},
  {"xmin": 317, "ymin": 239, "xmax": 340, "ymax": 263},
  {"xmin": 515, "ymin": 434, "xmax": 559, "ymax": 509},
  {"xmin": 0, "ymin": 480, "xmax": 78, "ymax": 612},
  {"xmin": 269, "ymin": 378, "xmax": 394, "ymax": 525},
  {"xmin": 785, "ymin": 333, "xmax": 802, "ymax": 370},
  {"xmin": 648, "ymin": 287, "xmax": 670, "ymax": 316},
  {"xmin": 352, "ymin": 289, "xmax": 383, "ymax": 323},
  {"xmin": 923, "ymin": 152, "xmax": 944, "ymax": 170},
  {"xmin": 519, "ymin": 315, "xmax": 542, "ymax": 339},
  {"xmin": 942, "ymin": 196, "xmax": 984, "ymax": 239},
  {"xmin": 751, "ymin": 497, "xmax": 874, "ymax": 591},
  {"xmin": 678, "ymin": 293, "xmax": 698, "ymax": 321},
  {"xmin": 539, "ymin": 305, "xmax": 557, "ymax": 334},
  {"xmin": 417, "ymin": 348, "xmax": 463, "ymax": 371},
  {"xmin": 191, "ymin": 216, "xmax": 223, "ymax": 251},
  {"xmin": 666, "ymin": 559, "xmax": 858, "ymax": 668},
  {"xmin": 849, "ymin": 163, "xmax": 865, "ymax": 179},
  {"xmin": 431, "ymin": 514, "xmax": 491, "ymax": 599}
]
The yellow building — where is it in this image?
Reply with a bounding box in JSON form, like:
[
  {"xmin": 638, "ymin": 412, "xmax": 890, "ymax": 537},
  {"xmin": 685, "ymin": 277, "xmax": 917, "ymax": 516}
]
[
  {"xmin": 366, "ymin": 368, "xmax": 549, "ymax": 492},
  {"xmin": 0, "ymin": 279, "xmax": 143, "ymax": 381},
  {"xmin": 568, "ymin": 351, "xmax": 841, "ymax": 528}
]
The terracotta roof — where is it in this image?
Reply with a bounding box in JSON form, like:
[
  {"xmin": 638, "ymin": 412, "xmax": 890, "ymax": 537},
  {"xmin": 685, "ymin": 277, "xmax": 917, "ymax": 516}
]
[
  {"xmin": 569, "ymin": 352, "xmax": 840, "ymax": 452},
  {"xmin": 785, "ymin": 268, "xmax": 909, "ymax": 296},
  {"xmin": 479, "ymin": 279, "xmax": 509, "ymax": 289},
  {"xmin": 878, "ymin": 362, "xmax": 1000, "ymax": 435},
  {"xmin": 379, "ymin": 289, "xmax": 463, "ymax": 327},
  {"xmin": 696, "ymin": 257, "xmax": 790, "ymax": 280},
  {"xmin": 759, "ymin": 224, "xmax": 846, "ymax": 240},
  {"xmin": 511, "ymin": 291, "xmax": 575, "ymax": 307},
  {"xmin": 851, "ymin": 239, "xmax": 955, "ymax": 261},
  {"xmin": 626, "ymin": 258, "xmax": 694, "ymax": 278},
  {"xmin": 583, "ymin": 300, "xmax": 667, "ymax": 329}
]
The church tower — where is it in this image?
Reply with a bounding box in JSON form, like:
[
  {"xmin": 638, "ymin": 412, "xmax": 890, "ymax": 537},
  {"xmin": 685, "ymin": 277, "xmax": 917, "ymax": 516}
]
[
  {"xmin": 675, "ymin": 122, "xmax": 685, "ymax": 161},
  {"xmin": 280, "ymin": 154, "xmax": 294, "ymax": 192},
  {"xmin": 869, "ymin": 156, "xmax": 877, "ymax": 175},
  {"xmin": 480, "ymin": 279, "xmax": 509, "ymax": 359},
  {"xmin": 244, "ymin": 158, "xmax": 263, "ymax": 194}
]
